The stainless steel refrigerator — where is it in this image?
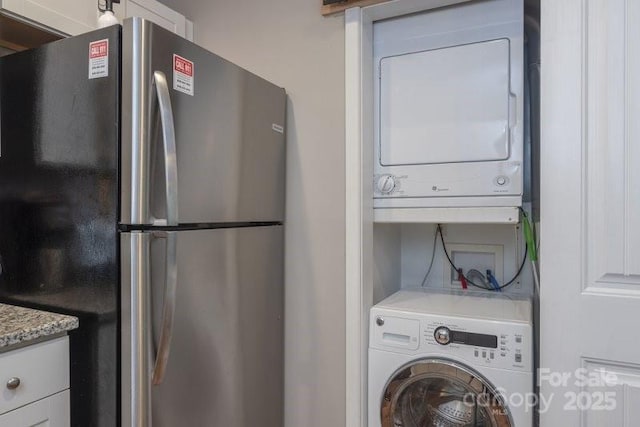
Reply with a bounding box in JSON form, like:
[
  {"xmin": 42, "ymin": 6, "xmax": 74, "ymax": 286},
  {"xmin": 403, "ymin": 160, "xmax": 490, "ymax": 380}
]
[{"xmin": 0, "ymin": 18, "xmax": 285, "ymax": 427}]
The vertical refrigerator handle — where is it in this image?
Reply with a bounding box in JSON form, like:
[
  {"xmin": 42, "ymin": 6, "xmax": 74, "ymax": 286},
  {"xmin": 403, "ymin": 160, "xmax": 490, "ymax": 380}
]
[
  {"xmin": 152, "ymin": 231, "xmax": 177, "ymax": 385},
  {"xmin": 151, "ymin": 71, "xmax": 179, "ymax": 226},
  {"xmin": 125, "ymin": 231, "xmax": 177, "ymax": 427},
  {"xmin": 150, "ymin": 71, "xmax": 179, "ymax": 386}
]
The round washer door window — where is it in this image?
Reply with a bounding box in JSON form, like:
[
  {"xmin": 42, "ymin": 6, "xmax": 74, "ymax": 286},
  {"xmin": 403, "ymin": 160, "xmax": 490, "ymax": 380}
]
[{"xmin": 380, "ymin": 358, "xmax": 513, "ymax": 427}]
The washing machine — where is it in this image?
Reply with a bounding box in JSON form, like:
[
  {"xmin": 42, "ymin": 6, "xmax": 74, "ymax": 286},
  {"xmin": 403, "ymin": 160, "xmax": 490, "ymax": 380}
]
[{"xmin": 368, "ymin": 289, "xmax": 533, "ymax": 427}]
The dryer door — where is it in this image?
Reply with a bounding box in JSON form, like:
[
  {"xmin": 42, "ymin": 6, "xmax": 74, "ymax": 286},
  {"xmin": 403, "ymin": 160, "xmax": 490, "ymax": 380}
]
[
  {"xmin": 379, "ymin": 39, "xmax": 513, "ymax": 166},
  {"xmin": 381, "ymin": 358, "xmax": 512, "ymax": 427}
]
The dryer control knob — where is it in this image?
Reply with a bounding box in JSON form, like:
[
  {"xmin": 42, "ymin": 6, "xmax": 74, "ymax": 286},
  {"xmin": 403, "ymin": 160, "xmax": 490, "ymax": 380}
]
[
  {"xmin": 434, "ymin": 326, "xmax": 451, "ymax": 345},
  {"xmin": 376, "ymin": 175, "xmax": 396, "ymax": 194}
]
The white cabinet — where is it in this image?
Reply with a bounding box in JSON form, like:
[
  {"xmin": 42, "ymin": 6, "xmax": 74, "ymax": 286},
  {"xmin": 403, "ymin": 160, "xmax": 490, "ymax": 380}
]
[
  {"xmin": 0, "ymin": 337, "xmax": 70, "ymax": 427},
  {"xmin": 0, "ymin": 391, "xmax": 70, "ymax": 427},
  {"xmin": 0, "ymin": 0, "xmax": 192, "ymax": 41},
  {"xmin": 0, "ymin": 0, "xmax": 97, "ymax": 35},
  {"xmin": 116, "ymin": 0, "xmax": 193, "ymax": 40}
]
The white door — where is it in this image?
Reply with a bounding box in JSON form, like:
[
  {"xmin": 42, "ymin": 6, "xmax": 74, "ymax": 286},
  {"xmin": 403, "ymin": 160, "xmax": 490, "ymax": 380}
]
[{"xmin": 541, "ymin": 0, "xmax": 640, "ymax": 425}]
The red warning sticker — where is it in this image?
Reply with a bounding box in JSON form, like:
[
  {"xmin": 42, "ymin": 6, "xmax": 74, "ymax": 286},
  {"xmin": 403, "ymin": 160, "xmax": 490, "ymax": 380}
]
[
  {"xmin": 173, "ymin": 54, "xmax": 194, "ymax": 96},
  {"xmin": 89, "ymin": 39, "xmax": 109, "ymax": 79}
]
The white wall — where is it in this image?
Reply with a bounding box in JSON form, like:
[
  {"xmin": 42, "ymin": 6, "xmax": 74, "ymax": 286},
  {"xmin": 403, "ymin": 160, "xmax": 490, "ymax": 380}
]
[{"xmin": 157, "ymin": 1, "xmax": 347, "ymax": 426}]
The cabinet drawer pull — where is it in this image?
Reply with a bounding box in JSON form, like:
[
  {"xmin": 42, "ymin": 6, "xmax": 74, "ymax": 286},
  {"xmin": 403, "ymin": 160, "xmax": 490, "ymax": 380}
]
[{"xmin": 6, "ymin": 377, "xmax": 20, "ymax": 390}]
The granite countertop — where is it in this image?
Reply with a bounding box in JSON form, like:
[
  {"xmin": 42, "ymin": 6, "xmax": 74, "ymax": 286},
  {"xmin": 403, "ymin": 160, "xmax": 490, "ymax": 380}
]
[{"xmin": 0, "ymin": 303, "xmax": 79, "ymax": 349}]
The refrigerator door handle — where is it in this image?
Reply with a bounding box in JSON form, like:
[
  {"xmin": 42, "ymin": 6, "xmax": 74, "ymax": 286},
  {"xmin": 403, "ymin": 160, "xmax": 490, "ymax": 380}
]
[
  {"xmin": 149, "ymin": 70, "xmax": 179, "ymax": 386},
  {"xmin": 151, "ymin": 71, "xmax": 179, "ymax": 226},
  {"xmin": 151, "ymin": 231, "xmax": 178, "ymax": 385}
]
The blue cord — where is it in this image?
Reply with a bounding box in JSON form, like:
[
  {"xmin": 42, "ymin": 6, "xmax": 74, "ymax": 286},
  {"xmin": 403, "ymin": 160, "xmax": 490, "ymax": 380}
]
[{"xmin": 486, "ymin": 270, "xmax": 501, "ymax": 292}]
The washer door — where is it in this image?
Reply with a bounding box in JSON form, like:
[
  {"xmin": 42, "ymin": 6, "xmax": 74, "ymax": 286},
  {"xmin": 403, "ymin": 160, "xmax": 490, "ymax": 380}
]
[{"xmin": 380, "ymin": 359, "xmax": 513, "ymax": 427}]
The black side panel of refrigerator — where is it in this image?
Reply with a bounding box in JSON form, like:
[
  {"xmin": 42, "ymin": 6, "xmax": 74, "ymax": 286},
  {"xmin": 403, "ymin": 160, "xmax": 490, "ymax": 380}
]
[{"xmin": 0, "ymin": 26, "xmax": 121, "ymax": 427}]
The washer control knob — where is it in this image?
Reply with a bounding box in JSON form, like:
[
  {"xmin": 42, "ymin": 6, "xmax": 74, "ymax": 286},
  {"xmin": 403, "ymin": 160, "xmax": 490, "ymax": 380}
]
[
  {"xmin": 376, "ymin": 175, "xmax": 396, "ymax": 194},
  {"xmin": 434, "ymin": 326, "xmax": 451, "ymax": 345},
  {"xmin": 376, "ymin": 316, "xmax": 385, "ymax": 326}
]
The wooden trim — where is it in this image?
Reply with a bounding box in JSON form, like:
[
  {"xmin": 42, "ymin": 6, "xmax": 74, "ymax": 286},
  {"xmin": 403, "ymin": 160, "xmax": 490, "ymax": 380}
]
[
  {"xmin": 0, "ymin": 14, "xmax": 62, "ymax": 50},
  {"xmin": 322, "ymin": 0, "xmax": 390, "ymax": 16},
  {"xmin": 0, "ymin": 39, "xmax": 26, "ymax": 52}
]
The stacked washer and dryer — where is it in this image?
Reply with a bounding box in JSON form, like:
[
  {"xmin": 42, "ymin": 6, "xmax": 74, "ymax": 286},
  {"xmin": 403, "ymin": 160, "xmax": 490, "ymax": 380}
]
[{"xmin": 368, "ymin": 0, "xmax": 535, "ymax": 426}]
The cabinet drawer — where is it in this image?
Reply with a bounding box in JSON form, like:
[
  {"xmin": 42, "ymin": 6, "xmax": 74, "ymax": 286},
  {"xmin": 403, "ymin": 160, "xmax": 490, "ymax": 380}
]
[
  {"xmin": 0, "ymin": 336, "xmax": 69, "ymax": 415},
  {"xmin": 0, "ymin": 390, "xmax": 70, "ymax": 427}
]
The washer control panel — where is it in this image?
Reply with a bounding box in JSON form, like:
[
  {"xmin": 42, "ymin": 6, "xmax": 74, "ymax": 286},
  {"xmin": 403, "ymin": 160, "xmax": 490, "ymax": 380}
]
[
  {"xmin": 369, "ymin": 295, "xmax": 533, "ymax": 373},
  {"xmin": 369, "ymin": 289, "xmax": 534, "ymax": 372},
  {"xmin": 371, "ymin": 314, "xmax": 531, "ymax": 372},
  {"xmin": 424, "ymin": 320, "xmax": 531, "ymax": 372}
]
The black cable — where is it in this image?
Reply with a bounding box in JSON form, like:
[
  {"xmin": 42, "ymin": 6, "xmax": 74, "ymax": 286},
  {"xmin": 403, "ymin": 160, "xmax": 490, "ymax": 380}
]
[
  {"xmin": 420, "ymin": 227, "xmax": 439, "ymax": 287},
  {"xmin": 437, "ymin": 224, "xmax": 528, "ymax": 291},
  {"xmin": 499, "ymin": 246, "xmax": 528, "ymax": 288}
]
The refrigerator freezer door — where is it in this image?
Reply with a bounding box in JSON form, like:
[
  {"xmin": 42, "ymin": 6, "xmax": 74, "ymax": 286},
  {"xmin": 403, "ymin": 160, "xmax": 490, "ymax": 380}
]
[
  {"xmin": 121, "ymin": 226, "xmax": 284, "ymax": 427},
  {"xmin": 121, "ymin": 18, "xmax": 286, "ymax": 226}
]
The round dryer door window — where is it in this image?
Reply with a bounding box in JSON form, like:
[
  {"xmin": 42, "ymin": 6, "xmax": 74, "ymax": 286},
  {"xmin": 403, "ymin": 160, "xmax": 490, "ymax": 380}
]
[{"xmin": 380, "ymin": 358, "xmax": 512, "ymax": 427}]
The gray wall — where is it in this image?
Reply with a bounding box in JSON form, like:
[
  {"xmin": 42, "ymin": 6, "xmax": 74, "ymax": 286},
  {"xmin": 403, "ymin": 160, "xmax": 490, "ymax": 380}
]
[{"xmin": 158, "ymin": 1, "xmax": 346, "ymax": 426}]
